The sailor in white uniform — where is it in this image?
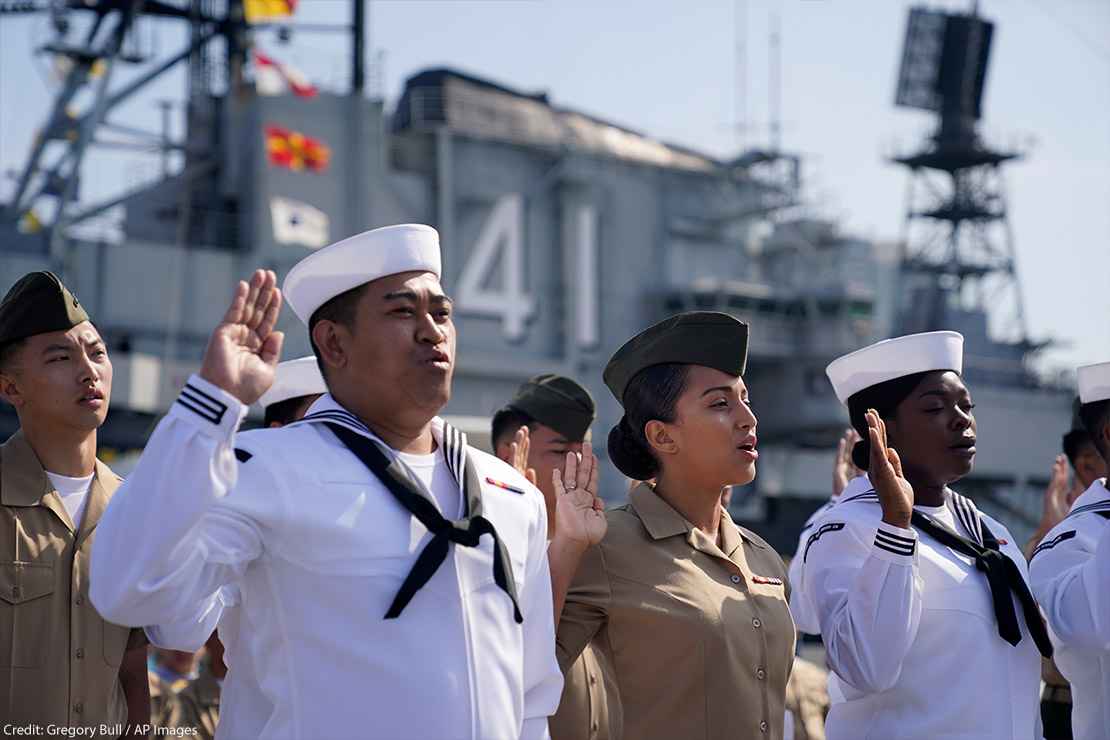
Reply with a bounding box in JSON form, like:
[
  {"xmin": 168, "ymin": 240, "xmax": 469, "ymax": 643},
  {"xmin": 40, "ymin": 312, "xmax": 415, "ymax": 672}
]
[
  {"xmin": 788, "ymin": 428, "xmax": 861, "ymax": 635},
  {"xmin": 1029, "ymin": 360, "xmax": 1110, "ymax": 740},
  {"xmin": 800, "ymin": 331, "xmax": 1052, "ymax": 740},
  {"xmin": 90, "ymin": 224, "xmax": 565, "ymax": 740},
  {"xmin": 146, "ymin": 355, "xmax": 328, "ymax": 738}
]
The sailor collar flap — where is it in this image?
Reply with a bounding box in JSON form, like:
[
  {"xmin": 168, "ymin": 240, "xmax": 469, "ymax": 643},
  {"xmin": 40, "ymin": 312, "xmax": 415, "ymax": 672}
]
[
  {"xmin": 1064, "ymin": 478, "xmax": 1110, "ymax": 521},
  {"xmin": 293, "ymin": 397, "xmax": 467, "ymax": 483},
  {"xmin": 293, "ymin": 397, "xmax": 523, "ymax": 622}
]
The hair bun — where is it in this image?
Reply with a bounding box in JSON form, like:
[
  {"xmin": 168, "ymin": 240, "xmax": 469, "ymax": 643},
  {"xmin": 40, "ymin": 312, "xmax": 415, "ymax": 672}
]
[
  {"xmin": 608, "ymin": 416, "xmax": 659, "ymax": 481},
  {"xmin": 851, "ymin": 438, "xmax": 871, "ymax": 472}
]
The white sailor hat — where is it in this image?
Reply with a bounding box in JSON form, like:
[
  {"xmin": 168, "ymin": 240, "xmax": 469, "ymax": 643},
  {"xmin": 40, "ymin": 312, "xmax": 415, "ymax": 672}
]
[
  {"xmin": 283, "ymin": 224, "xmax": 441, "ymax": 325},
  {"xmin": 258, "ymin": 356, "xmax": 327, "ymax": 409},
  {"xmin": 826, "ymin": 331, "xmax": 964, "ymax": 404},
  {"xmin": 1077, "ymin": 361, "xmax": 1110, "ymax": 404}
]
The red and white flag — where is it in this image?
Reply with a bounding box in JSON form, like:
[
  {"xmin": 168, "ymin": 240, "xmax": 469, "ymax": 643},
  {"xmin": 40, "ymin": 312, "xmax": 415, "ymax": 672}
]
[{"xmin": 253, "ymin": 50, "xmax": 318, "ymax": 98}]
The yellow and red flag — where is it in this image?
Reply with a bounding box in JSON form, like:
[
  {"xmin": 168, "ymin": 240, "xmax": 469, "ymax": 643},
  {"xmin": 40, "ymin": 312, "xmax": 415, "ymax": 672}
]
[
  {"xmin": 245, "ymin": 0, "xmax": 297, "ymax": 24},
  {"xmin": 254, "ymin": 50, "xmax": 318, "ymax": 98},
  {"xmin": 265, "ymin": 125, "xmax": 330, "ymax": 173}
]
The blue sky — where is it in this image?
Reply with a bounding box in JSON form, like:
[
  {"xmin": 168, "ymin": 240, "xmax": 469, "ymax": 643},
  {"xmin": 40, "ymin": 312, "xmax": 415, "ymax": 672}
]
[{"xmin": 2, "ymin": 0, "xmax": 1107, "ymax": 373}]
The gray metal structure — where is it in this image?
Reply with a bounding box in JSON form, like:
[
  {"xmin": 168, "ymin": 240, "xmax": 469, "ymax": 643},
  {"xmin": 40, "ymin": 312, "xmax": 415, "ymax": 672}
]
[{"xmin": 0, "ymin": 3, "xmax": 1072, "ymax": 549}]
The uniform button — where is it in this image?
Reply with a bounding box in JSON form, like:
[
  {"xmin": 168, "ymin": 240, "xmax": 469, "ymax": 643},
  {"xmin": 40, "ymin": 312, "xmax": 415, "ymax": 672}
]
[
  {"xmin": 756, "ymin": 667, "xmax": 766, "ymax": 680},
  {"xmin": 591, "ymin": 721, "xmax": 599, "ymax": 732},
  {"xmin": 730, "ymin": 574, "xmax": 742, "ymax": 584},
  {"xmin": 75, "ymin": 596, "xmax": 84, "ymax": 606},
  {"xmin": 75, "ymin": 648, "xmax": 84, "ymax": 659},
  {"xmin": 74, "ymin": 702, "xmax": 84, "ymax": 714},
  {"xmin": 589, "ymin": 674, "xmax": 597, "ymax": 686},
  {"xmin": 752, "ymin": 617, "xmax": 762, "ymax": 628},
  {"xmin": 760, "ymin": 720, "xmax": 768, "ymax": 733},
  {"xmin": 11, "ymin": 585, "xmax": 20, "ymax": 598}
]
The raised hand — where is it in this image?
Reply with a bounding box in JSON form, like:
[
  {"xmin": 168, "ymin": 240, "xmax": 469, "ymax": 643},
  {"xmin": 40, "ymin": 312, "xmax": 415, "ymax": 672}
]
[
  {"xmin": 508, "ymin": 426, "xmax": 537, "ymax": 487},
  {"xmin": 1024, "ymin": 454, "xmax": 1074, "ymax": 559},
  {"xmin": 553, "ymin": 443, "xmax": 606, "ymax": 547},
  {"xmin": 199, "ymin": 270, "xmax": 284, "ymax": 405},
  {"xmin": 866, "ymin": 409, "xmax": 914, "ymax": 529},
  {"xmin": 1039, "ymin": 454, "xmax": 1071, "ymax": 531},
  {"xmin": 833, "ymin": 427, "xmax": 864, "ymax": 498}
]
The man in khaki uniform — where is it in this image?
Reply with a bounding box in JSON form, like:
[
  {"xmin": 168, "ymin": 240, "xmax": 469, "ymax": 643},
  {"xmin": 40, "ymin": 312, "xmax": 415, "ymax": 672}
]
[
  {"xmin": 492, "ymin": 374, "xmax": 621, "ymax": 740},
  {"xmin": 0, "ymin": 272, "xmax": 149, "ymax": 734},
  {"xmin": 784, "ymin": 656, "xmax": 829, "ymax": 740},
  {"xmin": 149, "ymin": 637, "xmax": 222, "ymax": 740}
]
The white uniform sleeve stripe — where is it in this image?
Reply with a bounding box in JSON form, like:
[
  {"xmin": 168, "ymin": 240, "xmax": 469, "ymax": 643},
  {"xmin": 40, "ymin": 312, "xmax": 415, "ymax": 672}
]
[
  {"xmin": 875, "ymin": 529, "xmax": 915, "ymax": 545},
  {"xmin": 874, "ymin": 541, "xmax": 915, "ymax": 557},
  {"xmin": 181, "ymin": 383, "xmax": 229, "ymax": 415},
  {"xmin": 176, "ymin": 395, "xmax": 224, "ymax": 424},
  {"xmin": 874, "ymin": 535, "xmax": 916, "ymax": 556}
]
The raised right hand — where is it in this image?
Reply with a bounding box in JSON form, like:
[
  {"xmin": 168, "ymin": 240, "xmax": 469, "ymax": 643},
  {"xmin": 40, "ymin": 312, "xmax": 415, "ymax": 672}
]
[
  {"xmin": 1039, "ymin": 454, "xmax": 1070, "ymax": 530},
  {"xmin": 553, "ymin": 443, "xmax": 606, "ymax": 548},
  {"xmin": 198, "ymin": 269, "xmax": 284, "ymax": 405},
  {"xmin": 833, "ymin": 427, "xmax": 864, "ymax": 498},
  {"xmin": 509, "ymin": 426, "xmax": 538, "ymax": 487},
  {"xmin": 866, "ymin": 409, "xmax": 914, "ymax": 529}
]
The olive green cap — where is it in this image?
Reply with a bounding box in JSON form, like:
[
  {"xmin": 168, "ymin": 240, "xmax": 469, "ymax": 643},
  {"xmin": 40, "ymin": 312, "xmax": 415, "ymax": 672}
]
[
  {"xmin": 603, "ymin": 311, "xmax": 749, "ymax": 406},
  {"xmin": 0, "ymin": 271, "xmax": 90, "ymax": 347},
  {"xmin": 507, "ymin": 374, "xmax": 595, "ymax": 442}
]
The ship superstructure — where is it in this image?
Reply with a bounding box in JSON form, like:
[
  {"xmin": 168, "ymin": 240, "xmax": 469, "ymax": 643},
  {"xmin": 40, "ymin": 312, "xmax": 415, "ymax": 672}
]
[{"xmin": 0, "ymin": 1, "xmax": 1070, "ymax": 547}]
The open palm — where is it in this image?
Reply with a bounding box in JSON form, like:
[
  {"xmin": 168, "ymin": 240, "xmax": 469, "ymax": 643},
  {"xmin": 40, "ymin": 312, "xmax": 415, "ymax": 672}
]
[
  {"xmin": 553, "ymin": 443, "xmax": 606, "ymax": 546},
  {"xmin": 508, "ymin": 426, "xmax": 538, "ymax": 487},
  {"xmin": 198, "ymin": 269, "xmax": 285, "ymax": 405},
  {"xmin": 866, "ymin": 409, "xmax": 915, "ymax": 528}
]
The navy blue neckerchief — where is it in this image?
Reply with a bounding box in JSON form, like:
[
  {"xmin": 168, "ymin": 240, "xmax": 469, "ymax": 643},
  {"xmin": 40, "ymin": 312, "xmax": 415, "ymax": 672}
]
[
  {"xmin": 911, "ymin": 510, "xmax": 1053, "ymax": 658},
  {"xmin": 314, "ymin": 419, "xmax": 523, "ymax": 623}
]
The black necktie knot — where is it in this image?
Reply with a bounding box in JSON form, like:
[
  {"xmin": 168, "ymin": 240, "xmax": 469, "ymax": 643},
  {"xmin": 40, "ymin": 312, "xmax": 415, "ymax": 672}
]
[
  {"xmin": 973, "ymin": 546, "xmax": 1007, "ymax": 573},
  {"xmin": 324, "ymin": 423, "xmax": 524, "ymax": 624},
  {"xmin": 911, "ymin": 510, "xmax": 1053, "ymax": 658}
]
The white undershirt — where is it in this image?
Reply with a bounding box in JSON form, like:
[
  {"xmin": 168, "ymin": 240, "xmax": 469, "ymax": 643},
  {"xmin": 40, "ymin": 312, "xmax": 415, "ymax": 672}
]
[
  {"xmin": 914, "ymin": 499, "xmax": 970, "ymax": 539},
  {"xmin": 396, "ymin": 449, "xmax": 462, "ymax": 520},
  {"xmin": 45, "ymin": 471, "xmax": 94, "ymax": 530}
]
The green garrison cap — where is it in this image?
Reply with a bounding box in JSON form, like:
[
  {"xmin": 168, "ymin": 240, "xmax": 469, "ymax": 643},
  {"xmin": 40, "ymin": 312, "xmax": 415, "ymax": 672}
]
[
  {"xmin": 0, "ymin": 272, "xmax": 90, "ymax": 346},
  {"xmin": 507, "ymin": 374, "xmax": 596, "ymax": 442},
  {"xmin": 603, "ymin": 311, "xmax": 749, "ymax": 406}
]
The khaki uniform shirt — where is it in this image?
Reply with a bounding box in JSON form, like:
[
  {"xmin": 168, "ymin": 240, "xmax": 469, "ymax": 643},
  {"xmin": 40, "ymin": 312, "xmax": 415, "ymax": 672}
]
[
  {"xmin": 0, "ymin": 430, "xmax": 142, "ymax": 729},
  {"xmin": 784, "ymin": 657, "xmax": 829, "ymax": 740},
  {"xmin": 557, "ymin": 484, "xmax": 795, "ymax": 740},
  {"xmin": 549, "ymin": 643, "xmax": 622, "ymax": 740},
  {"xmin": 150, "ymin": 667, "xmax": 220, "ymax": 740}
]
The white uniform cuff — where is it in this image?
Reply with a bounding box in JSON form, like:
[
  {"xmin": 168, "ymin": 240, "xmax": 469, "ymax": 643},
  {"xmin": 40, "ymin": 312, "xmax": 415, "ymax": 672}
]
[
  {"xmin": 872, "ymin": 522, "xmax": 918, "ymax": 563},
  {"xmin": 170, "ymin": 374, "xmax": 248, "ymax": 439}
]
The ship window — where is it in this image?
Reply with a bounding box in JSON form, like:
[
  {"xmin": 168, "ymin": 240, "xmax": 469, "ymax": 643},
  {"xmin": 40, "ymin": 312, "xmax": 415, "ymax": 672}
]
[
  {"xmin": 805, "ymin": 369, "xmax": 831, "ymax": 396},
  {"xmin": 848, "ymin": 300, "xmax": 873, "ymax": 318},
  {"xmin": 727, "ymin": 295, "xmax": 750, "ymax": 311},
  {"xmin": 694, "ymin": 293, "xmax": 716, "ymax": 309}
]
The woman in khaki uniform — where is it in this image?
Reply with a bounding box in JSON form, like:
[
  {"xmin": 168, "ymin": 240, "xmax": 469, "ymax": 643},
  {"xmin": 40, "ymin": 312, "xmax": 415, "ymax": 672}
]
[{"xmin": 555, "ymin": 311, "xmax": 795, "ymax": 740}]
